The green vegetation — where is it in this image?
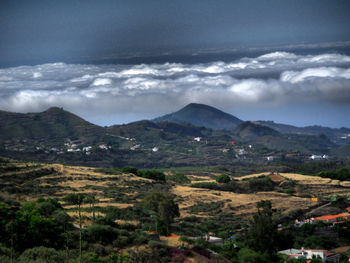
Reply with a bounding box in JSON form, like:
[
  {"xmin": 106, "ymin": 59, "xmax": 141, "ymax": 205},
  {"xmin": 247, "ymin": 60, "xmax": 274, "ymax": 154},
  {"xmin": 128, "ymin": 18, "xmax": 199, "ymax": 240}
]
[
  {"xmin": 142, "ymin": 192, "xmax": 180, "ymax": 235},
  {"xmin": 216, "ymin": 174, "xmax": 231, "ymax": 183},
  {"xmin": 1, "ymin": 157, "xmax": 350, "ymax": 262},
  {"xmin": 167, "ymin": 173, "xmax": 191, "ymax": 184},
  {"xmin": 137, "ymin": 169, "xmax": 166, "ymax": 181},
  {"xmin": 191, "ymin": 176, "xmax": 277, "ymax": 193},
  {"xmin": 316, "ymin": 168, "xmax": 350, "ymax": 181}
]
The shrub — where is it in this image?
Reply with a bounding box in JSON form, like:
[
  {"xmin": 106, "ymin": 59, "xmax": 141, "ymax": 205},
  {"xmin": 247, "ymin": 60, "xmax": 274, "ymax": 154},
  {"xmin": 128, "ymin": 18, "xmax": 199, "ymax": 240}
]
[
  {"xmin": 121, "ymin": 166, "xmax": 138, "ymax": 175},
  {"xmin": 168, "ymin": 173, "xmax": 190, "ymax": 184},
  {"xmin": 85, "ymin": 224, "xmax": 119, "ymax": 245},
  {"xmin": 247, "ymin": 176, "xmax": 276, "ymax": 192},
  {"xmin": 17, "ymin": 246, "xmax": 65, "ymax": 263},
  {"xmin": 138, "ymin": 169, "xmax": 166, "ymax": 181},
  {"xmin": 216, "ymin": 174, "xmax": 231, "ymax": 183}
]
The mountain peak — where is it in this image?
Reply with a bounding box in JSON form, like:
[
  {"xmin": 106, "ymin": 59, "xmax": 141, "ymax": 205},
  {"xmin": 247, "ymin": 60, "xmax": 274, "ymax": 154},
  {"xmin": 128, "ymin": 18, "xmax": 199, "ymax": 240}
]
[{"xmin": 153, "ymin": 103, "xmax": 243, "ymax": 130}]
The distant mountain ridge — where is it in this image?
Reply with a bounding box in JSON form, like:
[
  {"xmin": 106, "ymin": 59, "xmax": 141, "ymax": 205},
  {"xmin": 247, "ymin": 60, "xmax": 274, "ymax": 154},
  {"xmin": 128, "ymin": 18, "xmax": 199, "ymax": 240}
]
[
  {"xmin": 256, "ymin": 120, "xmax": 350, "ymax": 145},
  {"xmin": 153, "ymin": 103, "xmax": 243, "ymax": 130},
  {"xmin": 0, "ymin": 104, "xmax": 349, "ymax": 167}
]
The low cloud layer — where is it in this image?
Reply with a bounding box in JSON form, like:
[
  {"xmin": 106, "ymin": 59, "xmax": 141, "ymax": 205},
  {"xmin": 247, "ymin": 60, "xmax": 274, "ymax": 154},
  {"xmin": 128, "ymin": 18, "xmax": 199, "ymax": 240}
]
[{"xmin": 1, "ymin": 52, "xmax": 350, "ymax": 127}]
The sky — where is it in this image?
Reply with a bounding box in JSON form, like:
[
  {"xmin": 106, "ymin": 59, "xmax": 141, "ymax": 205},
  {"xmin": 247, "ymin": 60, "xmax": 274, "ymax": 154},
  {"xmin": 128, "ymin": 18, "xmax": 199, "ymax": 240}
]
[{"xmin": 0, "ymin": 0, "xmax": 350, "ymax": 127}]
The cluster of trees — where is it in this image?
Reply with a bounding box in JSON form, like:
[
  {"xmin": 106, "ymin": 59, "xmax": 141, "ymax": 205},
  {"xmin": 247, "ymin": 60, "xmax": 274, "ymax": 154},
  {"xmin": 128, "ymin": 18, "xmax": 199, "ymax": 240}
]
[
  {"xmin": 97, "ymin": 166, "xmax": 166, "ymax": 181},
  {"xmin": 0, "ymin": 191, "xmax": 181, "ymax": 263},
  {"xmin": 167, "ymin": 173, "xmax": 190, "ymax": 184},
  {"xmin": 191, "ymin": 176, "xmax": 277, "ymax": 193},
  {"xmin": 0, "ymin": 198, "xmax": 70, "ymax": 261},
  {"xmin": 180, "ymin": 200, "xmax": 350, "ymax": 263},
  {"xmin": 316, "ymin": 168, "xmax": 350, "ymax": 181}
]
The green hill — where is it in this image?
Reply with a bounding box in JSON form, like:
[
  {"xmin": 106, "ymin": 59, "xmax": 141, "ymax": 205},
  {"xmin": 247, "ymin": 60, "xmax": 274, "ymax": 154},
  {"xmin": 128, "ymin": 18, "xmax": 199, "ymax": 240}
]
[
  {"xmin": 153, "ymin": 103, "xmax": 243, "ymax": 130},
  {"xmin": 234, "ymin": 121, "xmax": 280, "ymax": 139},
  {"xmin": 0, "ymin": 107, "xmax": 104, "ymax": 143},
  {"xmin": 257, "ymin": 120, "xmax": 350, "ymax": 145}
]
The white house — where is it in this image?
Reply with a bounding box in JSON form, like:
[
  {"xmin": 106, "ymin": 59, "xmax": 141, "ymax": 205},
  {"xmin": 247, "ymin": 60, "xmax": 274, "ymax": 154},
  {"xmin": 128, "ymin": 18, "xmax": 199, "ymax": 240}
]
[
  {"xmin": 310, "ymin": 154, "xmax": 322, "ymax": 160},
  {"xmin": 99, "ymin": 144, "xmax": 108, "ymax": 150},
  {"xmin": 278, "ymin": 248, "xmax": 340, "ymax": 263},
  {"xmin": 194, "ymin": 137, "xmax": 201, "ymax": 142},
  {"xmin": 83, "ymin": 146, "xmax": 92, "ymax": 152},
  {"xmin": 130, "ymin": 144, "xmax": 140, "ymax": 151},
  {"xmin": 152, "ymin": 147, "xmax": 159, "ymax": 152},
  {"xmin": 205, "ymin": 235, "xmax": 223, "ymax": 246},
  {"xmin": 267, "ymin": 156, "xmax": 274, "ymax": 161}
]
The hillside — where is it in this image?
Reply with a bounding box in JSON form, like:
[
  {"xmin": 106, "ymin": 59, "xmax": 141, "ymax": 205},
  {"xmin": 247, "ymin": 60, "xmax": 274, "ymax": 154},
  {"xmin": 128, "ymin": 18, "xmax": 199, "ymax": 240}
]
[
  {"xmin": 0, "ymin": 107, "xmax": 104, "ymax": 143},
  {"xmin": 257, "ymin": 120, "xmax": 350, "ymax": 145},
  {"xmin": 233, "ymin": 121, "xmax": 335, "ymax": 153},
  {"xmin": 1, "ymin": 157, "xmax": 350, "ymax": 262},
  {"xmin": 1, "ymin": 158, "xmax": 349, "ymax": 223},
  {"xmin": 0, "ymin": 106, "xmax": 348, "ymax": 168},
  {"xmin": 233, "ymin": 121, "xmax": 280, "ymax": 139},
  {"xmin": 153, "ymin": 103, "xmax": 243, "ymax": 130}
]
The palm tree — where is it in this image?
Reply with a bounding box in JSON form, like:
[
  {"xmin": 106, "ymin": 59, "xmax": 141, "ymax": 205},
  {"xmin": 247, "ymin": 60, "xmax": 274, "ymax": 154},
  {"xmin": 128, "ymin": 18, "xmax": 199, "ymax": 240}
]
[{"xmin": 63, "ymin": 193, "xmax": 85, "ymax": 263}]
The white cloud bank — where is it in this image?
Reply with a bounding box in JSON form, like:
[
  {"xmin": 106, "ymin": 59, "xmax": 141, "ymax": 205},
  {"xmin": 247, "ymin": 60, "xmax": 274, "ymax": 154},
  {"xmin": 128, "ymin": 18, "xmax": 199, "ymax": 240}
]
[{"xmin": 0, "ymin": 52, "xmax": 350, "ymax": 126}]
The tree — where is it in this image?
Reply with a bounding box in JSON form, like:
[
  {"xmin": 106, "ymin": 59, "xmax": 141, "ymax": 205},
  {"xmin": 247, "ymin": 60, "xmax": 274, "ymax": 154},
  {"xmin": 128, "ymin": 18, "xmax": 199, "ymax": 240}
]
[
  {"xmin": 53, "ymin": 210, "xmax": 72, "ymax": 263},
  {"xmin": 142, "ymin": 192, "xmax": 179, "ymax": 235},
  {"xmin": 237, "ymin": 248, "xmax": 271, "ymax": 263},
  {"xmin": 216, "ymin": 174, "xmax": 231, "ymax": 183},
  {"xmin": 63, "ymin": 193, "xmax": 85, "ymax": 263},
  {"xmin": 85, "ymin": 195, "xmax": 98, "ymax": 221},
  {"xmin": 10, "ymin": 202, "xmax": 64, "ymax": 252},
  {"xmin": 246, "ymin": 200, "xmax": 278, "ymax": 258}
]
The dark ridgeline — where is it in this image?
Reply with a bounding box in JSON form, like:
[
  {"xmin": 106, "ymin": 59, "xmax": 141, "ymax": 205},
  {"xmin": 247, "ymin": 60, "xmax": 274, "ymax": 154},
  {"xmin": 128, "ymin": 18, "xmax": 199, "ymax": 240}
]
[{"xmin": 0, "ymin": 103, "xmax": 348, "ymax": 167}]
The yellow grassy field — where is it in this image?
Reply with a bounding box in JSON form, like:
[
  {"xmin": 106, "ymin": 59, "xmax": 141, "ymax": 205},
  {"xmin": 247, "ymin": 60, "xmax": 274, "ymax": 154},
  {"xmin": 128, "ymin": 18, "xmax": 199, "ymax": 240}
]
[
  {"xmin": 238, "ymin": 172, "xmax": 350, "ymax": 198},
  {"xmin": 63, "ymin": 203, "xmax": 134, "ymax": 209},
  {"xmin": 4, "ymin": 161, "xmax": 349, "ymax": 223},
  {"xmin": 172, "ymin": 185, "xmax": 315, "ymax": 217}
]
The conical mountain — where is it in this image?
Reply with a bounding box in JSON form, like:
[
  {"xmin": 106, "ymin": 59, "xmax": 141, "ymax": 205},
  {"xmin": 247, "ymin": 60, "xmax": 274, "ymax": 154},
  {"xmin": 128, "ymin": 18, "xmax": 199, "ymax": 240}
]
[{"xmin": 153, "ymin": 103, "xmax": 243, "ymax": 130}]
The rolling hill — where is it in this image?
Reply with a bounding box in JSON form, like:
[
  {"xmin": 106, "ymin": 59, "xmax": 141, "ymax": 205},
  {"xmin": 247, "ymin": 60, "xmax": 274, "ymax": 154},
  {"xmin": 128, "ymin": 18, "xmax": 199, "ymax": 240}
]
[
  {"xmin": 233, "ymin": 121, "xmax": 280, "ymax": 139},
  {"xmin": 0, "ymin": 105, "xmax": 348, "ymax": 167},
  {"xmin": 0, "ymin": 107, "xmax": 104, "ymax": 142},
  {"xmin": 257, "ymin": 120, "xmax": 350, "ymax": 145}
]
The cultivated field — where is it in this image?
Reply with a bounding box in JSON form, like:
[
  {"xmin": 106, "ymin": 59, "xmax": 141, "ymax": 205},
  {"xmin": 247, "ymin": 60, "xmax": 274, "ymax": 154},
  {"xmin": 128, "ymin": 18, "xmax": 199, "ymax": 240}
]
[{"xmin": 1, "ymin": 160, "xmax": 350, "ymax": 225}]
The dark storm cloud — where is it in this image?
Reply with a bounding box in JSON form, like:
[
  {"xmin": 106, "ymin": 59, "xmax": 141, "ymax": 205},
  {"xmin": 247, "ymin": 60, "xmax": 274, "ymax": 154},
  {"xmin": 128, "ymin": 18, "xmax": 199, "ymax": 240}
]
[
  {"xmin": 0, "ymin": 52, "xmax": 350, "ymax": 126},
  {"xmin": 0, "ymin": 0, "xmax": 350, "ymax": 65}
]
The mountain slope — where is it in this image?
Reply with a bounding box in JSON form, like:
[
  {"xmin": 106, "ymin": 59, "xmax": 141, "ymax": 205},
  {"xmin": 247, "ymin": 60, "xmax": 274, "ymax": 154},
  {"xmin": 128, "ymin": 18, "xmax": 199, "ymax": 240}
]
[
  {"xmin": 257, "ymin": 120, "xmax": 350, "ymax": 145},
  {"xmin": 234, "ymin": 121, "xmax": 280, "ymax": 139},
  {"xmin": 234, "ymin": 122, "xmax": 334, "ymax": 153},
  {"xmin": 0, "ymin": 107, "xmax": 104, "ymax": 142},
  {"xmin": 153, "ymin": 103, "xmax": 243, "ymax": 130}
]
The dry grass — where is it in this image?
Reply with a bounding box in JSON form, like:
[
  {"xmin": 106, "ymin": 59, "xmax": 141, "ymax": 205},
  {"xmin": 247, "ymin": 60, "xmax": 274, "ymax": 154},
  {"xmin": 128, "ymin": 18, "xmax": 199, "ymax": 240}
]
[
  {"xmin": 172, "ymin": 185, "xmax": 315, "ymax": 218},
  {"xmin": 115, "ymin": 219, "xmax": 140, "ymax": 226},
  {"xmin": 4, "ymin": 161, "xmax": 350, "ymax": 223},
  {"xmin": 63, "ymin": 203, "xmax": 134, "ymax": 209},
  {"xmin": 66, "ymin": 211, "xmax": 106, "ymax": 218}
]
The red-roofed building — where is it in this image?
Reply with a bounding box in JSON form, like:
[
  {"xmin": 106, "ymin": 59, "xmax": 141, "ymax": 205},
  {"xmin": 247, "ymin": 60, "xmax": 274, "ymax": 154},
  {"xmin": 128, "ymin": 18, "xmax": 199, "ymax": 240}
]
[{"xmin": 314, "ymin": 212, "xmax": 350, "ymax": 223}]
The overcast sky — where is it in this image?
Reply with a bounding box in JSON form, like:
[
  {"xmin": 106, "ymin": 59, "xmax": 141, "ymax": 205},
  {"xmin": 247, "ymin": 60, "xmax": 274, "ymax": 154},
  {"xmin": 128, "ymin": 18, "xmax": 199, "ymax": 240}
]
[{"xmin": 0, "ymin": 0, "xmax": 350, "ymax": 127}]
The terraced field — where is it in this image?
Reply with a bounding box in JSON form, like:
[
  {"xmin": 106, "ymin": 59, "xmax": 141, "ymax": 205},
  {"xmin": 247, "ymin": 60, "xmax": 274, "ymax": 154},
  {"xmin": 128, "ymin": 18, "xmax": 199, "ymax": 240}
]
[{"xmin": 1, "ymin": 159, "xmax": 350, "ymax": 226}]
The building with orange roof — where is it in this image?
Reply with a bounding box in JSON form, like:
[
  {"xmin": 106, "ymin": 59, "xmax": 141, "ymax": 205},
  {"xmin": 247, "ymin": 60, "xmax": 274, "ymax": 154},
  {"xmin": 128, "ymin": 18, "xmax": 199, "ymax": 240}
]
[{"xmin": 314, "ymin": 212, "xmax": 350, "ymax": 223}]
